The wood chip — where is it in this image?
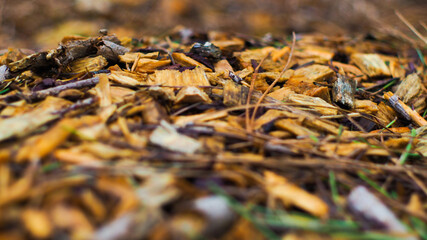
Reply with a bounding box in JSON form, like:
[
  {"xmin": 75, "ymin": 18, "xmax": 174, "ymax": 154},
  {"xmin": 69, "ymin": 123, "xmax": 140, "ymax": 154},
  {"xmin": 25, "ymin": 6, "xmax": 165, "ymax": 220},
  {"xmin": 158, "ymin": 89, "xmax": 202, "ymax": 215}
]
[
  {"xmin": 150, "ymin": 120, "xmax": 202, "ymax": 154},
  {"xmin": 264, "ymin": 171, "xmax": 329, "ymax": 218},
  {"xmin": 351, "ymin": 53, "xmax": 390, "ymax": 77}
]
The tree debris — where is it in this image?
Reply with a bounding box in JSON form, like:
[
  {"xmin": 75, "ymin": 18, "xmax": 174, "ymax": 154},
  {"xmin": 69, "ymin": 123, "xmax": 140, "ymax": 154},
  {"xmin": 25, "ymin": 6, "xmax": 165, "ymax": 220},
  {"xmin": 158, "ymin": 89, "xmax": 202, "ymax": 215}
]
[{"xmin": 0, "ymin": 30, "xmax": 426, "ymax": 240}]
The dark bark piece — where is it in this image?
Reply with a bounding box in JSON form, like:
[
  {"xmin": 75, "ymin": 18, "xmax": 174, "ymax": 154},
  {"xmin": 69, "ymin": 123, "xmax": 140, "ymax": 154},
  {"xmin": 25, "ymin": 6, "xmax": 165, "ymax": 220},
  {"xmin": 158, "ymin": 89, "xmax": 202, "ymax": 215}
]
[
  {"xmin": 7, "ymin": 36, "xmax": 125, "ymax": 75},
  {"xmin": 185, "ymin": 53, "xmax": 215, "ymax": 71},
  {"xmin": 332, "ymin": 74, "xmax": 356, "ymax": 109},
  {"xmin": 228, "ymin": 71, "xmax": 243, "ymax": 83},
  {"xmin": 97, "ymin": 40, "xmax": 130, "ymax": 62},
  {"xmin": 189, "ymin": 42, "xmax": 222, "ymax": 61}
]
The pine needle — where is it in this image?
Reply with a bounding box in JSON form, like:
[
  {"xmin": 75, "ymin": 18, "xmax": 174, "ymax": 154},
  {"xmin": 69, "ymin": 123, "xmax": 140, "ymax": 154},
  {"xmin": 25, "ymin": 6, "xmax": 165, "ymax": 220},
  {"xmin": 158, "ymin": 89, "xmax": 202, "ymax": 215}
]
[{"xmin": 395, "ymin": 10, "xmax": 427, "ymax": 45}]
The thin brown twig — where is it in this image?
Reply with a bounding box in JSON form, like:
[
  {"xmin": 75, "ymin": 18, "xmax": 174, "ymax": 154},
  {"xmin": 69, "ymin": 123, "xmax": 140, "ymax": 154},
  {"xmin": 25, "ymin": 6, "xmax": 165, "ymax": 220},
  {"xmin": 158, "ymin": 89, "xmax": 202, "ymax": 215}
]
[
  {"xmin": 245, "ymin": 53, "xmax": 271, "ymax": 132},
  {"xmin": 249, "ymin": 32, "xmax": 296, "ymax": 130},
  {"xmin": 4, "ymin": 76, "xmax": 100, "ymax": 102}
]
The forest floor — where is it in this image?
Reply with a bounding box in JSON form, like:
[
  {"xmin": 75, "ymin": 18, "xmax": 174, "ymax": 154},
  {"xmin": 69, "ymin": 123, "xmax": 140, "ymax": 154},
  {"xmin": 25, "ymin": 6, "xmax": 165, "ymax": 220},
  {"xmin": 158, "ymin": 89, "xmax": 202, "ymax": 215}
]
[{"xmin": 0, "ymin": 1, "xmax": 427, "ymax": 239}]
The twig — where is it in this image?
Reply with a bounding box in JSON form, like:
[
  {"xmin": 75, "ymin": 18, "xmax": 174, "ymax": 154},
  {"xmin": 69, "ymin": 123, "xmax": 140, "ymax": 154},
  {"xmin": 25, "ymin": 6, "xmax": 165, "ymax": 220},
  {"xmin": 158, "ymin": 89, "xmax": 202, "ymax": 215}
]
[
  {"xmin": 51, "ymin": 97, "xmax": 98, "ymax": 116},
  {"xmin": 7, "ymin": 76, "xmax": 100, "ymax": 102},
  {"xmin": 249, "ymin": 32, "xmax": 296, "ymax": 130},
  {"xmin": 245, "ymin": 53, "xmax": 271, "ymax": 132},
  {"xmin": 384, "ymin": 91, "xmax": 427, "ymax": 126}
]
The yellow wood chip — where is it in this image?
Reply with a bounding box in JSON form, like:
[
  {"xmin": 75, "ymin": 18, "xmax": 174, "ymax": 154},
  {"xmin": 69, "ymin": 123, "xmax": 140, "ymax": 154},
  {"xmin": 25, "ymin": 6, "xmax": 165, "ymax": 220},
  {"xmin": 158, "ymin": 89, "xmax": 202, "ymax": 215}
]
[{"xmin": 264, "ymin": 171, "xmax": 329, "ymax": 218}]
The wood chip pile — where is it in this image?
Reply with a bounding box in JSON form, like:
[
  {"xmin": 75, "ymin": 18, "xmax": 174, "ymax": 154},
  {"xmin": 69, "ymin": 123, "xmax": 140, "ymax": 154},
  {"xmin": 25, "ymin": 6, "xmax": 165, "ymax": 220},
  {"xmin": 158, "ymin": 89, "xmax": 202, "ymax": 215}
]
[{"xmin": 0, "ymin": 32, "xmax": 426, "ymax": 239}]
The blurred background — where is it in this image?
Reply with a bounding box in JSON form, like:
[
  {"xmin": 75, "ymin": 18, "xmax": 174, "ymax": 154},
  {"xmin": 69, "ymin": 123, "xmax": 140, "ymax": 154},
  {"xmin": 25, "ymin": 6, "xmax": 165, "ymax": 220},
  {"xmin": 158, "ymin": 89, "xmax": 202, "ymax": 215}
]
[{"xmin": 0, "ymin": 0, "xmax": 426, "ymax": 49}]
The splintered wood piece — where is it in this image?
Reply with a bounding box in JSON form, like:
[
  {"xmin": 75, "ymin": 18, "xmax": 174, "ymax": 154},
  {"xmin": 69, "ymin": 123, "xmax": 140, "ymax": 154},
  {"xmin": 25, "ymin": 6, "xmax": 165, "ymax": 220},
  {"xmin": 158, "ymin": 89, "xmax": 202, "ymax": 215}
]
[
  {"xmin": 153, "ymin": 68, "xmax": 210, "ymax": 87},
  {"xmin": 267, "ymin": 87, "xmax": 295, "ymax": 101},
  {"xmin": 332, "ymin": 74, "xmax": 356, "ymax": 109},
  {"xmin": 0, "ymin": 97, "xmax": 71, "ymax": 142},
  {"xmin": 406, "ymin": 194, "xmax": 426, "ymax": 217},
  {"xmin": 95, "ymin": 74, "xmax": 112, "ymax": 107},
  {"xmin": 171, "ymin": 52, "xmax": 212, "ymax": 72},
  {"xmin": 384, "ymin": 137, "xmax": 413, "ymax": 149},
  {"xmin": 384, "ymin": 91, "xmax": 427, "ymax": 126},
  {"xmin": 331, "ymin": 61, "xmax": 365, "ymax": 78},
  {"xmin": 292, "ymin": 64, "xmax": 334, "ymax": 82},
  {"xmin": 127, "ymin": 97, "xmax": 168, "ymax": 125},
  {"xmin": 253, "ymin": 109, "xmax": 286, "ymax": 130},
  {"xmin": 96, "ymin": 178, "xmax": 141, "ymax": 218},
  {"xmin": 350, "ymin": 53, "xmax": 391, "ymax": 77},
  {"xmin": 354, "ymin": 100, "xmax": 378, "ymax": 115},
  {"xmin": 319, "ymin": 142, "xmax": 389, "ymax": 157},
  {"xmin": 80, "ymin": 190, "xmax": 107, "ymax": 222},
  {"xmin": 234, "ymin": 47, "xmax": 275, "ymax": 64},
  {"xmin": 51, "ymin": 204, "xmax": 94, "ymax": 238},
  {"xmin": 110, "ymin": 86, "xmax": 135, "ymax": 103},
  {"xmin": 135, "ymin": 58, "xmax": 171, "ymax": 72},
  {"xmin": 173, "ymin": 111, "xmax": 227, "ymax": 126},
  {"xmin": 214, "ymin": 59, "xmax": 233, "ymax": 75},
  {"xmin": 22, "ymin": 209, "xmax": 52, "ymax": 239},
  {"xmin": 210, "ymin": 38, "xmax": 245, "ymax": 52},
  {"xmin": 297, "ymin": 46, "xmax": 334, "ymax": 61},
  {"xmin": 1, "ymin": 100, "xmax": 36, "ymax": 117},
  {"xmin": 256, "ymin": 70, "xmax": 294, "ymax": 84},
  {"xmin": 264, "ymin": 171, "xmax": 329, "ymax": 218},
  {"xmin": 175, "ymin": 86, "xmax": 212, "ymax": 104},
  {"xmin": 148, "ymin": 86, "xmax": 176, "ymax": 102},
  {"xmin": 54, "ymin": 148, "xmax": 103, "ymax": 166},
  {"xmin": 119, "ymin": 52, "xmax": 159, "ymax": 63},
  {"xmin": 78, "ymin": 142, "xmax": 139, "ymax": 159},
  {"xmin": 395, "ymin": 73, "xmax": 426, "ymax": 112},
  {"xmin": 304, "ymin": 86, "xmax": 331, "ymax": 103},
  {"xmin": 16, "ymin": 116, "xmax": 100, "ymax": 161},
  {"xmin": 271, "ymin": 46, "xmax": 290, "ymax": 62},
  {"xmin": 416, "ymin": 126, "xmax": 427, "ymax": 157},
  {"xmin": 221, "ymin": 219, "xmax": 265, "ymax": 240},
  {"xmin": 64, "ymin": 56, "xmax": 107, "ymax": 74},
  {"xmin": 150, "ymin": 120, "xmax": 202, "ymax": 154},
  {"xmin": 275, "ymin": 119, "xmax": 320, "ymax": 137},
  {"xmin": 117, "ymin": 117, "xmax": 147, "ymax": 148},
  {"xmin": 285, "ymin": 64, "xmax": 334, "ymax": 93},
  {"xmin": 388, "ymin": 59, "xmax": 406, "ymax": 78},
  {"xmin": 235, "ymin": 68, "xmax": 253, "ymax": 79},
  {"xmin": 223, "ymin": 80, "xmax": 249, "ymax": 107},
  {"xmin": 109, "ymin": 66, "xmax": 147, "ymax": 86},
  {"xmin": 287, "ymin": 94, "xmax": 338, "ymax": 115},
  {"xmin": 376, "ymin": 102, "xmax": 399, "ymax": 127}
]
